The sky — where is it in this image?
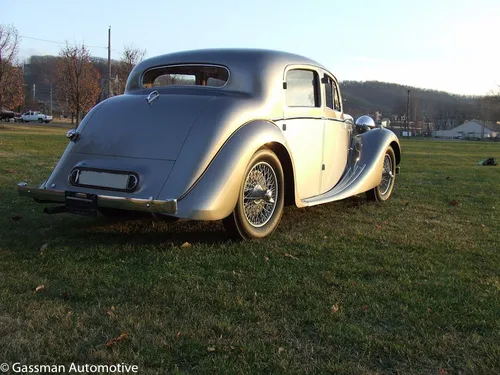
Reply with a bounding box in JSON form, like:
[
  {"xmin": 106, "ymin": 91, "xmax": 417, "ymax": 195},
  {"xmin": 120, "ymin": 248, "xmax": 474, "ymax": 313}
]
[{"xmin": 1, "ymin": 0, "xmax": 499, "ymax": 96}]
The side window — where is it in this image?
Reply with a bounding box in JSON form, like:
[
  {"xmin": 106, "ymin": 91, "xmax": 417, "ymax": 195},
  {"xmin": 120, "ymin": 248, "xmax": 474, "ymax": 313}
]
[
  {"xmin": 325, "ymin": 77, "xmax": 334, "ymax": 110},
  {"xmin": 333, "ymin": 80, "xmax": 341, "ymax": 112},
  {"xmin": 324, "ymin": 76, "xmax": 341, "ymax": 112},
  {"xmin": 285, "ymin": 69, "xmax": 320, "ymax": 107}
]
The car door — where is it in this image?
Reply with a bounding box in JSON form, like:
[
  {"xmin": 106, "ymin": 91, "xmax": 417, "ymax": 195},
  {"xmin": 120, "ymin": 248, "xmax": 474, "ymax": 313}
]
[
  {"xmin": 278, "ymin": 66, "xmax": 324, "ymax": 200},
  {"xmin": 320, "ymin": 73, "xmax": 349, "ymax": 194}
]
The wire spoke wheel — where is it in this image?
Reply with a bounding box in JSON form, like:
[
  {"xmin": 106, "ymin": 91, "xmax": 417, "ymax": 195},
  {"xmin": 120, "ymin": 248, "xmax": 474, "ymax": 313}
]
[
  {"xmin": 366, "ymin": 146, "xmax": 396, "ymax": 202},
  {"xmin": 378, "ymin": 153, "xmax": 394, "ymax": 196},
  {"xmin": 242, "ymin": 162, "xmax": 278, "ymax": 227},
  {"xmin": 223, "ymin": 149, "xmax": 284, "ymax": 240}
]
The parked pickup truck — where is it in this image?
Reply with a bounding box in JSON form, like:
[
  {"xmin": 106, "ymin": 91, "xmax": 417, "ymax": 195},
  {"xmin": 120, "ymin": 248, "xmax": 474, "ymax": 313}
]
[{"xmin": 21, "ymin": 111, "xmax": 53, "ymax": 123}]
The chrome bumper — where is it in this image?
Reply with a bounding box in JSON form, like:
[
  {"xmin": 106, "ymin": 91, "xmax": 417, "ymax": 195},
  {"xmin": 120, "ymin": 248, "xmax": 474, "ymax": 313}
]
[{"xmin": 17, "ymin": 182, "xmax": 177, "ymax": 215}]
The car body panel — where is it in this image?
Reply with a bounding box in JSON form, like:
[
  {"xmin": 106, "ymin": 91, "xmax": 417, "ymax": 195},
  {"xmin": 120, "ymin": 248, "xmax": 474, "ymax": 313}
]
[
  {"xmin": 174, "ymin": 120, "xmax": 292, "ymax": 220},
  {"xmin": 71, "ymin": 93, "xmax": 217, "ymax": 160},
  {"xmin": 44, "ymin": 150, "xmax": 175, "ymax": 200}
]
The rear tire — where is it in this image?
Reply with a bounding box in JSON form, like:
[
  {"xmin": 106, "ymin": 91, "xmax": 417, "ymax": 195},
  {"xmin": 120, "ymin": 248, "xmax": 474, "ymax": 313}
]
[
  {"xmin": 366, "ymin": 146, "xmax": 396, "ymax": 202},
  {"xmin": 38, "ymin": 118, "xmax": 43, "ymax": 123},
  {"xmin": 223, "ymin": 148, "xmax": 284, "ymax": 240}
]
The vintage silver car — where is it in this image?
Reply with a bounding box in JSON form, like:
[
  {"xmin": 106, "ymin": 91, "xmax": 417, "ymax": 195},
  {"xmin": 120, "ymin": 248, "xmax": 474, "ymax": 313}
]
[{"xmin": 18, "ymin": 49, "xmax": 401, "ymax": 239}]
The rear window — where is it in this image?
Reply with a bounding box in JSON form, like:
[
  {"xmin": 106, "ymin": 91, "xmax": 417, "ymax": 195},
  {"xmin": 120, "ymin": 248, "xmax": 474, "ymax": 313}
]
[{"xmin": 142, "ymin": 65, "xmax": 229, "ymax": 88}]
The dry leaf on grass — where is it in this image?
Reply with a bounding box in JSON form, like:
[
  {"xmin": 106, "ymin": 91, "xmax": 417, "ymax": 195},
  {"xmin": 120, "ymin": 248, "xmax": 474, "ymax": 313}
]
[
  {"xmin": 180, "ymin": 242, "xmax": 192, "ymax": 248},
  {"xmin": 264, "ymin": 256, "xmax": 270, "ymax": 262},
  {"xmin": 106, "ymin": 306, "xmax": 116, "ymax": 318},
  {"xmin": 330, "ymin": 304, "xmax": 339, "ymax": 313},
  {"xmin": 40, "ymin": 243, "xmax": 49, "ymax": 254},
  {"xmin": 34, "ymin": 284, "xmax": 45, "ymax": 293},
  {"xmin": 284, "ymin": 252, "xmax": 298, "ymax": 260},
  {"xmin": 375, "ymin": 224, "xmax": 382, "ymax": 230},
  {"xmin": 176, "ymin": 331, "xmax": 181, "ymax": 340},
  {"xmin": 66, "ymin": 311, "xmax": 72, "ymax": 320},
  {"xmin": 278, "ymin": 347, "xmax": 286, "ymax": 354},
  {"xmin": 105, "ymin": 332, "xmax": 128, "ymax": 347},
  {"xmin": 362, "ymin": 305, "xmax": 369, "ymax": 311},
  {"xmin": 207, "ymin": 346, "xmax": 216, "ymax": 352},
  {"xmin": 449, "ymin": 200, "xmax": 460, "ymax": 206}
]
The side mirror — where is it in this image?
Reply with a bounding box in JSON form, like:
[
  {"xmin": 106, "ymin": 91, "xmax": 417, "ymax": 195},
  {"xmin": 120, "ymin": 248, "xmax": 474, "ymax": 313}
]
[{"xmin": 355, "ymin": 115, "xmax": 376, "ymax": 133}]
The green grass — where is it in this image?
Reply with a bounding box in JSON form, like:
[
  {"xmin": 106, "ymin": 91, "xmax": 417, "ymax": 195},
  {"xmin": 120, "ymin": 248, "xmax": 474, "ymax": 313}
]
[{"xmin": 1, "ymin": 125, "xmax": 499, "ymax": 374}]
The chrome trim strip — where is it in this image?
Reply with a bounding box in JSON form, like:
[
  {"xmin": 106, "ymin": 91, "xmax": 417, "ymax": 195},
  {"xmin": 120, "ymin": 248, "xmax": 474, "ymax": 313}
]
[{"xmin": 17, "ymin": 182, "xmax": 177, "ymax": 214}]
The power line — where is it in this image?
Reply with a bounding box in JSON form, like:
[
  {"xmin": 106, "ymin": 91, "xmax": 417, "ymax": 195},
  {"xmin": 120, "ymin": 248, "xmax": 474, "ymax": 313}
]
[{"xmin": 20, "ymin": 35, "xmax": 108, "ymax": 49}]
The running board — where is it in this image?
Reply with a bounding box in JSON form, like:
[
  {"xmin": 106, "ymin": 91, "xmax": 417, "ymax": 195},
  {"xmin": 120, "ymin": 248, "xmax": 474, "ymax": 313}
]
[{"xmin": 302, "ymin": 164, "xmax": 367, "ymax": 207}]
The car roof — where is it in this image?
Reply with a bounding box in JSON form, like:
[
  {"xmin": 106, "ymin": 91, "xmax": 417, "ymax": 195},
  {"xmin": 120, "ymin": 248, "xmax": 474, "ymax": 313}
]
[
  {"xmin": 125, "ymin": 48, "xmax": 328, "ymax": 94},
  {"xmin": 137, "ymin": 48, "xmax": 323, "ymax": 69}
]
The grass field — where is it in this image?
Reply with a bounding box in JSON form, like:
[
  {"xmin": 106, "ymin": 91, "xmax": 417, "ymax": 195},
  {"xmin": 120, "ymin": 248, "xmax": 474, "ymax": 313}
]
[{"xmin": 0, "ymin": 125, "xmax": 499, "ymax": 374}]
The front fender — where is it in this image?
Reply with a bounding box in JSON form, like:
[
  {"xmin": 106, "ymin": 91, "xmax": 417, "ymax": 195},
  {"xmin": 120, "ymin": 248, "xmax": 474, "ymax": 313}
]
[
  {"xmin": 172, "ymin": 120, "xmax": 290, "ymax": 220},
  {"xmin": 302, "ymin": 128, "xmax": 400, "ymax": 206},
  {"xmin": 352, "ymin": 127, "xmax": 401, "ymax": 190}
]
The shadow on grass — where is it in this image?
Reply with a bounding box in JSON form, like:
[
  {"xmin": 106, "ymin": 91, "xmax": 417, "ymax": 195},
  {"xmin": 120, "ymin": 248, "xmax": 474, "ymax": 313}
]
[
  {"xmin": 4, "ymin": 192, "xmax": 370, "ymax": 252},
  {"xmin": 53, "ymin": 214, "xmax": 230, "ymax": 247}
]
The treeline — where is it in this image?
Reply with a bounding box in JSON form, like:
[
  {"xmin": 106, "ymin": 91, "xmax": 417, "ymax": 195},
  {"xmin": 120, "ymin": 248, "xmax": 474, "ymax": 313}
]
[
  {"xmin": 1, "ymin": 23, "xmax": 145, "ymax": 124},
  {"xmin": 22, "ymin": 51, "xmax": 144, "ymax": 117},
  {"xmin": 341, "ymin": 81, "xmax": 499, "ymax": 129}
]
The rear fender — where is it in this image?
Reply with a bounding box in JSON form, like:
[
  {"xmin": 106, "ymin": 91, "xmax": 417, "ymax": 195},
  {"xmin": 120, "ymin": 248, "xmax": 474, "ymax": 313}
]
[{"xmin": 173, "ymin": 121, "xmax": 293, "ymax": 220}]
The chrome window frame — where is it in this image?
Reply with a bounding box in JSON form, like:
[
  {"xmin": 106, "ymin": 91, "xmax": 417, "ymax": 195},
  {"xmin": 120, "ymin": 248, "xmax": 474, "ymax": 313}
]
[
  {"xmin": 140, "ymin": 64, "xmax": 231, "ymax": 90},
  {"xmin": 284, "ymin": 68, "xmax": 321, "ymax": 108},
  {"xmin": 322, "ymin": 73, "xmax": 342, "ymax": 113}
]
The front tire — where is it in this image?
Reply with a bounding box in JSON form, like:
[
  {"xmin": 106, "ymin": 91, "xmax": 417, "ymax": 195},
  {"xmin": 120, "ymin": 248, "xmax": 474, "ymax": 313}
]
[
  {"xmin": 223, "ymin": 148, "xmax": 284, "ymax": 240},
  {"xmin": 366, "ymin": 146, "xmax": 396, "ymax": 202},
  {"xmin": 38, "ymin": 118, "xmax": 43, "ymax": 123}
]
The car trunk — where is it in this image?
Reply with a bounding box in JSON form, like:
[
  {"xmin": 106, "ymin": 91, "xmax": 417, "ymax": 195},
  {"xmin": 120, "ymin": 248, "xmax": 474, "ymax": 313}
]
[{"xmin": 72, "ymin": 93, "xmax": 216, "ymax": 160}]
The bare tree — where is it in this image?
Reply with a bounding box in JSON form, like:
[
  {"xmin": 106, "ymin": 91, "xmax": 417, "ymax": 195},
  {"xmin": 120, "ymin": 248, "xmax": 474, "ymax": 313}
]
[
  {"xmin": 115, "ymin": 45, "xmax": 146, "ymax": 94},
  {"xmin": 0, "ymin": 24, "xmax": 23, "ymax": 110},
  {"xmin": 56, "ymin": 43, "xmax": 100, "ymax": 125}
]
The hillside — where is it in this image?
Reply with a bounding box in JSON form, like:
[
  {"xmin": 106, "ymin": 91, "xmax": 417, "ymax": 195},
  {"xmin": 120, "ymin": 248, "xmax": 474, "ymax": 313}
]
[{"xmin": 340, "ymin": 81, "xmax": 482, "ymax": 126}]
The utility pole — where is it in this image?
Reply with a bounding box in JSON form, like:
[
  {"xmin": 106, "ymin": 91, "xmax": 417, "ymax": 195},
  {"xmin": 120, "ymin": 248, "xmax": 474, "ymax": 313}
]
[
  {"xmin": 107, "ymin": 26, "xmax": 111, "ymax": 98},
  {"xmin": 32, "ymin": 84, "xmax": 36, "ymax": 102},
  {"xmin": 406, "ymin": 89, "xmax": 411, "ymax": 139},
  {"xmin": 50, "ymin": 84, "xmax": 53, "ymax": 115}
]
